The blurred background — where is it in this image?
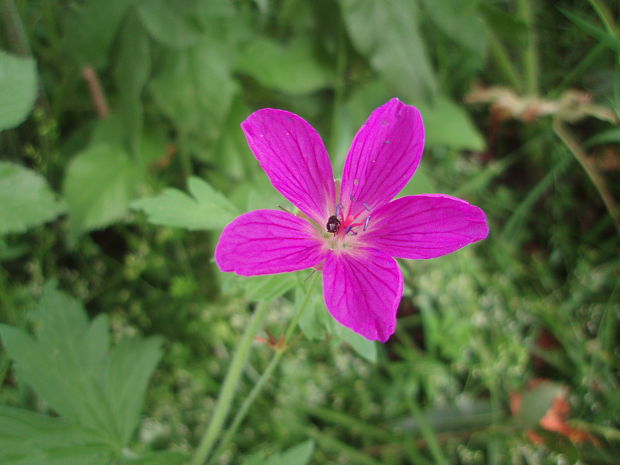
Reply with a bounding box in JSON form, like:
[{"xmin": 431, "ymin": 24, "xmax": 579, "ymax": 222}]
[{"xmin": 1, "ymin": 0, "xmax": 619, "ymax": 464}]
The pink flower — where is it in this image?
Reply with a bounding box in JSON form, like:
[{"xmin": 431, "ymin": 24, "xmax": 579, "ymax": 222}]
[{"xmin": 216, "ymin": 98, "xmax": 488, "ymax": 342}]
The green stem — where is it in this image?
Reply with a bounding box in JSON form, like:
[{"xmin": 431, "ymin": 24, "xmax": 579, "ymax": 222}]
[
  {"xmin": 205, "ymin": 273, "xmax": 320, "ymax": 465},
  {"xmin": 405, "ymin": 397, "xmax": 450, "ymax": 465},
  {"xmin": 588, "ymin": 0, "xmax": 616, "ymax": 36},
  {"xmin": 553, "ymin": 118, "xmax": 620, "ymax": 236},
  {"xmin": 190, "ymin": 300, "xmax": 271, "ymax": 465},
  {"xmin": 517, "ymin": 0, "xmax": 539, "ymax": 95},
  {"xmin": 486, "ymin": 25, "xmax": 522, "ymax": 92}
]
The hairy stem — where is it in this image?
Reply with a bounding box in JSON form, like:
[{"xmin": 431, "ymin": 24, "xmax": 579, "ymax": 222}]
[
  {"xmin": 191, "ymin": 300, "xmax": 271, "ymax": 465},
  {"xmin": 205, "ymin": 272, "xmax": 320, "ymax": 465}
]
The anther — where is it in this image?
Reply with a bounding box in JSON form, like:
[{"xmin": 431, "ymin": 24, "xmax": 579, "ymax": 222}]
[
  {"xmin": 363, "ymin": 216, "xmax": 371, "ymax": 231},
  {"xmin": 363, "ymin": 202, "xmax": 371, "ymax": 212},
  {"xmin": 335, "ymin": 203, "xmax": 342, "ymax": 219}
]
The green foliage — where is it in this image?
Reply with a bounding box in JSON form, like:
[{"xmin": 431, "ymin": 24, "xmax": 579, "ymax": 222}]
[
  {"xmin": 0, "ymin": 406, "xmax": 112, "ymax": 465},
  {"xmin": 340, "ymin": 0, "xmax": 436, "ymax": 102},
  {"xmin": 241, "ymin": 440, "xmax": 315, "ymax": 465},
  {"xmin": 149, "ymin": 45, "xmax": 236, "ymax": 147},
  {"xmin": 0, "ymin": 283, "xmax": 162, "ymax": 455},
  {"xmin": 1, "ymin": 0, "xmax": 619, "ymax": 464},
  {"xmin": 61, "ymin": 0, "xmax": 133, "ymax": 68},
  {"xmin": 416, "ymin": 96, "xmax": 485, "ymax": 151},
  {"xmin": 0, "ymin": 162, "xmax": 65, "ymax": 234},
  {"xmin": 235, "ymin": 37, "xmax": 333, "ymax": 95},
  {"xmin": 0, "ymin": 50, "xmax": 37, "ymax": 131},
  {"xmin": 63, "ymin": 144, "xmax": 139, "ymax": 241},
  {"xmin": 131, "ymin": 176, "xmax": 238, "ymax": 230}
]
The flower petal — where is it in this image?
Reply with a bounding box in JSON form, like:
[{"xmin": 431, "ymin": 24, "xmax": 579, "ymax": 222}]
[
  {"xmin": 322, "ymin": 248, "xmax": 403, "ymax": 342},
  {"xmin": 340, "ymin": 98, "xmax": 424, "ymax": 217},
  {"xmin": 242, "ymin": 109, "xmax": 336, "ymax": 223},
  {"xmin": 362, "ymin": 194, "xmax": 489, "ymax": 259},
  {"xmin": 215, "ymin": 210, "xmax": 326, "ymax": 276}
]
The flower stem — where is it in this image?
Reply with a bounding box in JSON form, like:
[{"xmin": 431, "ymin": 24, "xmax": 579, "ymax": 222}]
[
  {"xmin": 517, "ymin": 0, "xmax": 539, "ymax": 95},
  {"xmin": 190, "ymin": 300, "xmax": 271, "ymax": 465},
  {"xmin": 204, "ymin": 272, "xmax": 320, "ymax": 465}
]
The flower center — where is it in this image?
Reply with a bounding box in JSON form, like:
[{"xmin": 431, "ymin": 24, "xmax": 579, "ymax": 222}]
[{"xmin": 322, "ymin": 198, "xmax": 373, "ymax": 251}]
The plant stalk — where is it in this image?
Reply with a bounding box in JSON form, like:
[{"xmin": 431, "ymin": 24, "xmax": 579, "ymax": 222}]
[{"xmin": 191, "ymin": 300, "xmax": 271, "ymax": 465}]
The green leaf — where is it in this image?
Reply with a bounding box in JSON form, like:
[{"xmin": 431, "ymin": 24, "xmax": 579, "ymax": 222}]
[
  {"xmin": 585, "ymin": 127, "xmax": 620, "ymax": 147},
  {"xmin": 420, "ymin": 0, "xmax": 486, "ymax": 57},
  {"xmin": 335, "ymin": 325, "xmax": 377, "ymax": 363},
  {"xmin": 132, "ymin": 176, "xmax": 238, "ymax": 230},
  {"xmin": 149, "ymin": 45, "xmax": 236, "ymax": 145},
  {"xmin": 61, "ymin": 0, "xmax": 133, "ymax": 68},
  {"xmin": 245, "ymin": 273, "xmax": 299, "ymax": 301},
  {"xmin": 0, "ymin": 162, "xmax": 65, "ymax": 234},
  {"xmin": 137, "ymin": 0, "xmax": 204, "ymax": 49},
  {"xmin": 416, "ymin": 96, "xmax": 485, "ymax": 151},
  {"xmin": 340, "ymin": 0, "xmax": 436, "ymax": 102},
  {"xmin": 242, "ymin": 440, "xmax": 315, "ymax": 465},
  {"xmin": 267, "ymin": 440, "xmax": 315, "ymax": 465},
  {"xmin": 63, "ymin": 144, "xmax": 139, "ymax": 240},
  {"xmin": 0, "ymin": 50, "xmax": 37, "ymax": 131},
  {"xmin": 114, "ymin": 12, "xmax": 151, "ymax": 155},
  {"xmin": 235, "ymin": 37, "xmax": 333, "ymax": 95},
  {"xmin": 0, "ymin": 406, "xmax": 113, "ymax": 465},
  {"xmin": 0, "ymin": 282, "xmax": 162, "ymax": 448},
  {"xmin": 298, "ymin": 285, "xmax": 335, "ymax": 340},
  {"xmin": 121, "ymin": 451, "xmax": 187, "ymax": 465}
]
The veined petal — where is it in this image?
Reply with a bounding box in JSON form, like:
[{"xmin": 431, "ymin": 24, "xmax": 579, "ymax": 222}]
[
  {"xmin": 322, "ymin": 248, "xmax": 403, "ymax": 342},
  {"xmin": 363, "ymin": 194, "xmax": 489, "ymax": 259},
  {"xmin": 215, "ymin": 210, "xmax": 326, "ymax": 276},
  {"xmin": 242, "ymin": 109, "xmax": 336, "ymax": 223},
  {"xmin": 340, "ymin": 98, "xmax": 424, "ymax": 217}
]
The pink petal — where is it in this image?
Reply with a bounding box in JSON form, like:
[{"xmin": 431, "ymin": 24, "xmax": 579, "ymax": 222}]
[
  {"xmin": 242, "ymin": 109, "xmax": 336, "ymax": 223},
  {"xmin": 215, "ymin": 210, "xmax": 326, "ymax": 276},
  {"xmin": 362, "ymin": 194, "xmax": 489, "ymax": 259},
  {"xmin": 322, "ymin": 248, "xmax": 403, "ymax": 342},
  {"xmin": 340, "ymin": 98, "xmax": 424, "ymax": 218}
]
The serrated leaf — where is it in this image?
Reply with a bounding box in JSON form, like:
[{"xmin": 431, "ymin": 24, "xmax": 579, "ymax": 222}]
[
  {"xmin": 235, "ymin": 37, "xmax": 333, "ymax": 95},
  {"xmin": 0, "ymin": 162, "xmax": 65, "ymax": 234},
  {"xmin": 340, "ymin": 0, "xmax": 436, "ymax": 102},
  {"xmin": 0, "ymin": 406, "xmax": 113, "ymax": 465},
  {"xmin": 149, "ymin": 44, "xmax": 236, "ymax": 145},
  {"xmin": 0, "ymin": 282, "xmax": 162, "ymax": 449},
  {"xmin": 416, "ymin": 96, "xmax": 485, "ymax": 151},
  {"xmin": 132, "ymin": 176, "xmax": 238, "ymax": 230},
  {"xmin": 63, "ymin": 144, "xmax": 139, "ymax": 240},
  {"xmin": 106, "ymin": 337, "xmax": 163, "ymax": 445},
  {"xmin": 137, "ymin": 0, "xmax": 204, "ymax": 49},
  {"xmin": 0, "ymin": 50, "xmax": 37, "ymax": 130}
]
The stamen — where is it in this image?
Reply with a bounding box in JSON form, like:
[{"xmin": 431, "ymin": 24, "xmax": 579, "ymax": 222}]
[
  {"xmin": 335, "ymin": 203, "xmax": 342, "ymax": 219},
  {"xmin": 345, "ymin": 225, "xmax": 358, "ymax": 236},
  {"xmin": 363, "ymin": 216, "xmax": 371, "ymax": 231},
  {"xmin": 363, "ymin": 202, "xmax": 371, "ymax": 212}
]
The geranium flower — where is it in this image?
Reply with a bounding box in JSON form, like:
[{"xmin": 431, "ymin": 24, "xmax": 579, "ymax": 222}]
[{"xmin": 216, "ymin": 98, "xmax": 488, "ymax": 342}]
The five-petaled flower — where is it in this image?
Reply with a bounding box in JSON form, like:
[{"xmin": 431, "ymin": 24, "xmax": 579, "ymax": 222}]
[{"xmin": 216, "ymin": 98, "xmax": 489, "ymax": 342}]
